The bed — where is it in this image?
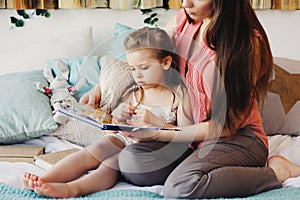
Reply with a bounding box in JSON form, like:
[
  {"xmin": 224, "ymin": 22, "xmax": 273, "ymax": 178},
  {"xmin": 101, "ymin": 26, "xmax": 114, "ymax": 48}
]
[{"xmin": 1, "ymin": 10, "xmax": 300, "ymax": 199}]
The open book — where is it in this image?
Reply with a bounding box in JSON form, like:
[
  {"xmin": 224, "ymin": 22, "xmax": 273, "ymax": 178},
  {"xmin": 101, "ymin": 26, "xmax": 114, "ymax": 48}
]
[{"xmin": 58, "ymin": 107, "xmax": 181, "ymax": 132}]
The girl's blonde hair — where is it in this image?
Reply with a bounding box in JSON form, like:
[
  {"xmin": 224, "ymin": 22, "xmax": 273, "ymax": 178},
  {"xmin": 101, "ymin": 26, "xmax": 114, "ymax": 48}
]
[{"xmin": 123, "ymin": 27, "xmax": 182, "ymax": 87}]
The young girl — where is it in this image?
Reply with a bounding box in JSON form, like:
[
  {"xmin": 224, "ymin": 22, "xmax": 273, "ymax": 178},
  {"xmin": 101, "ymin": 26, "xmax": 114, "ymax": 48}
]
[
  {"xmin": 118, "ymin": 0, "xmax": 300, "ymax": 199},
  {"xmin": 22, "ymin": 27, "xmax": 194, "ymax": 198}
]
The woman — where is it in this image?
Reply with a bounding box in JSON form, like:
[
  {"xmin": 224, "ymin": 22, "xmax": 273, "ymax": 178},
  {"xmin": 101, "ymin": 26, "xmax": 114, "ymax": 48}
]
[{"xmin": 117, "ymin": 0, "xmax": 300, "ymax": 199}]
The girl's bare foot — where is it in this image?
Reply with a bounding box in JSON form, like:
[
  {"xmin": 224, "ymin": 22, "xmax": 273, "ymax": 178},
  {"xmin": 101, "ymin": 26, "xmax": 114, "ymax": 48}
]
[
  {"xmin": 22, "ymin": 172, "xmax": 39, "ymax": 190},
  {"xmin": 33, "ymin": 179, "xmax": 76, "ymax": 198},
  {"xmin": 268, "ymin": 155, "xmax": 300, "ymax": 183}
]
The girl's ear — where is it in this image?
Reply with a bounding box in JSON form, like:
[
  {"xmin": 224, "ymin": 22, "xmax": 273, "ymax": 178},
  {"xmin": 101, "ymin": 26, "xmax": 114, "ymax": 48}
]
[{"xmin": 162, "ymin": 55, "xmax": 173, "ymax": 70}]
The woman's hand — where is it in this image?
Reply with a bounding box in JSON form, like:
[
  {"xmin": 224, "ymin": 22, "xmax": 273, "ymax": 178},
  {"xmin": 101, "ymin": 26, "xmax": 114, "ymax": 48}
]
[
  {"xmin": 111, "ymin": 103, "xmax": 135, "ymax": 124},
  {"xmin": 79, "ymin": 84, "xmax": 101, "ymax": 109},
  {"xmin": 120, "ymin": 129, "xmax": 161, "ymax": 142}
]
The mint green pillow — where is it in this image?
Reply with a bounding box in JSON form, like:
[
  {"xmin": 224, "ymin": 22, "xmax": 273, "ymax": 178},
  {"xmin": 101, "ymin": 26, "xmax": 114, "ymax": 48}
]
[
  {"xmin": 0, "ymin": 70, "xmax": 58, "ymax": 144},
  {"xmin": 107, "ymin": 23, "xmax": 135, "ymax": 60},
  {"xmin": 47, "ymin": 56, "xmax": 101, "ymax": 100}
]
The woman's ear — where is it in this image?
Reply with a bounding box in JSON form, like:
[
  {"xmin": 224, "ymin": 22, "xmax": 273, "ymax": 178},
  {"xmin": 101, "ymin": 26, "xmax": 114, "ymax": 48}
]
[{"xmin": 162, "ymin": 55, "xmax": 173, "ymax": 70}]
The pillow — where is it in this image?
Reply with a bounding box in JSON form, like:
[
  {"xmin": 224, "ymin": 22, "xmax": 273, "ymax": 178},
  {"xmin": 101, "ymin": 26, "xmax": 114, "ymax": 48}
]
[
  {"xmin": 0, "ymin": 27, "xmax": 93, "ymax": 75},
  {"xmin": 262, "ymin": 57, "xmax": 300, "ymax": 136},
  {"xmin": 107, "ymin": 23, "xmax": 135, "ymax": 61},
  {"xmin": 52, "ymin": 55, "xmax": 135, "ymax": 146},
  {"xmin": 98, "ymin": 55, "xmax": 135, "ymax": 113},
  {"xmin": 0, "ymin": 70, "xmax": 58, "ymax": 144},
  {"xmin": 46, "ymin": 56, "xmax": 101, "ymax": 100},
  {"xmin": 49, "ymin": 118, "xmax": 105, "ymax": 147}
]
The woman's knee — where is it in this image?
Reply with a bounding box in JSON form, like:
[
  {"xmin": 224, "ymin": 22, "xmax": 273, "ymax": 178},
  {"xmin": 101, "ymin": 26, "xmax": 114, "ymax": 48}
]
[{"xmin": 164, "ymin": 170, "xmax": 206, "ymax": 198}]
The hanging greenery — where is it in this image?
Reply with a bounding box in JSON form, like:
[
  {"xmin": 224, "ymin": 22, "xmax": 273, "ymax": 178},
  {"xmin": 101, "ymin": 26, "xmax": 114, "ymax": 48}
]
[
  {"xmin": 10, "ymin": 9, "xmax": 51, "ymax": 28},
  {"xmin": 140, "ymin": 9, "xmax": 159, "ymax": 26}
]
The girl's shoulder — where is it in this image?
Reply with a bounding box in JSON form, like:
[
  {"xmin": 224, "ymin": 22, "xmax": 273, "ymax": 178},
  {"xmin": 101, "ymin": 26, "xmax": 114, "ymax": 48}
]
[{"xmin": 169, "ymin": 84, "xmax": 189, "ymax": 108}]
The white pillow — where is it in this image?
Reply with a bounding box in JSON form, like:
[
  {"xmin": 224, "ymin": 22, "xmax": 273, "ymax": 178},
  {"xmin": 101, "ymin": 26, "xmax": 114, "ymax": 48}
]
[{"xmin": 0, "ymin": 27, "xmax": 93, "ymax": 75}]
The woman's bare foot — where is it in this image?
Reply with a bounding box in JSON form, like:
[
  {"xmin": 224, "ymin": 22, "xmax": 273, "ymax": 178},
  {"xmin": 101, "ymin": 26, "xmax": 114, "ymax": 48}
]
[
  {"xmin": 33, "ymin": 178, "xmax": 76, "ymax": 198},
  {"xmin": 268, "ymin": 155, "xmax": 300, "ymax": 183},
  {"xmin": 22, "ymin": 172, "xmax": 39, "ymax": 190}
]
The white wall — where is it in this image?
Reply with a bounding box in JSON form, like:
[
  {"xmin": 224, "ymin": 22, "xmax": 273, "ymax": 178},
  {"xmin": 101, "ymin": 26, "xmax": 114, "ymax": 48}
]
[
  {"xmin": 0, "ymin": 9, "xmax": 299, "ymax": 74},
  {"xmin": 255, "ymin": 10, "xmax": 300, "ymax": 60}
]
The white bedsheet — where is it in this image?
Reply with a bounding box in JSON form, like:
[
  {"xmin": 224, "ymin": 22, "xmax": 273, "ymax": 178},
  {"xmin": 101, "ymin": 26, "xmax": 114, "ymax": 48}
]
[
  {"xmin": 0, "ymin": 135, "xmax": 164, "ymax": 194},
  {"xmin": 0, "ymin": 134, "xmax": 299, "ymax": 195}
]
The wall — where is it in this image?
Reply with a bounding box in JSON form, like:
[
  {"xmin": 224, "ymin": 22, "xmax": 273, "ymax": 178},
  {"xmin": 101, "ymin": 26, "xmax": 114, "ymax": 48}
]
[{"xmin": 0, "ymin": 9, "xmax": 299, "ymax": 74}]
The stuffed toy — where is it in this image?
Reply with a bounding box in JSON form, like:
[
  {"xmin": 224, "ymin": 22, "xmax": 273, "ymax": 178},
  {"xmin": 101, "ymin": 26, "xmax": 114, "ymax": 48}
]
[{"xmin": 36, "ymin": 60, "xmax": 86, "ymax": 124}]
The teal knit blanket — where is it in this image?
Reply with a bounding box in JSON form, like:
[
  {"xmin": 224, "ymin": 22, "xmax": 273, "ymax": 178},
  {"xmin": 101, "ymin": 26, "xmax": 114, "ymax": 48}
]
[{"xmin": 1, "ymin": 183, "xmax": 300, "ymax": 200}]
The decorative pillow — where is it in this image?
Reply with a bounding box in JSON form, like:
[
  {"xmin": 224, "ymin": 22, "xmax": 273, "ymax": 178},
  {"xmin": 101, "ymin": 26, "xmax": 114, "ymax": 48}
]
[
  {"xmin": 46, "ymin": 56, "xmax": 101, "ymax": 100},
  {"xmin": 52, "ymin": 55, "xmax": 135, "ymax": 146},
  {"xmin": 0, "ymin": 27, "xmax": 93, "ymax": 75},
  {"xmin": 107, "ymin": 23, "xmax": 135, "ymax": 61},
  {"xmin": 0, "ymin": 70, "xmax": 58, "ymax": 144},
  {"xmin": 262, "ymin": 57, "xmax": 300, "ymax": 136},
  {"xmin": 98, "ymin": 55, "xmax": 135, "ymax": 113},
  {"xmin": 49, "ymin": 118, "xmax": 105, "ymax": 147}
]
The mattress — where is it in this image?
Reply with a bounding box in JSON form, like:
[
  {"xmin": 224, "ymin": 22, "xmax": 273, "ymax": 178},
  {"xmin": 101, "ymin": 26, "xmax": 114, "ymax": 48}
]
[{"xmin": 0, "ymin": 134, "xmax": 299, "ymax": 196}]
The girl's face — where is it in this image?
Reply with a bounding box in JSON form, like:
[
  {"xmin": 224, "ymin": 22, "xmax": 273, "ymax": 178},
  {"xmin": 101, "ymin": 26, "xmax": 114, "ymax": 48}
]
[
  {"xmin": 126, "ymin": 49, "xmax": 171, "ymax": 89},
  {"xmin": 182, "ymin": 0, "xmax": 213, "ymax": 21}
]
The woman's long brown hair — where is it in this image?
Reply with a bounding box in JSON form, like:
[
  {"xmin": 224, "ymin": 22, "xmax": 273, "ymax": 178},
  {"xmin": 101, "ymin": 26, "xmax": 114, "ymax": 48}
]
[{"xmin": 205, "ymin": 0, "xmax": 273, "ymax": 137}]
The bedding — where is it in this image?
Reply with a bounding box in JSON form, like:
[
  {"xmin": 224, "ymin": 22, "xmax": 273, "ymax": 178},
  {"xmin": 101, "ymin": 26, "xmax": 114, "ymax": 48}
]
[
  {"xmin": 0, "ymin": 134, "xmax": 300, "ymax": 199},
  {"xmin": 1, "ymin": 21, "xmax": 300, "ymax": 199}
]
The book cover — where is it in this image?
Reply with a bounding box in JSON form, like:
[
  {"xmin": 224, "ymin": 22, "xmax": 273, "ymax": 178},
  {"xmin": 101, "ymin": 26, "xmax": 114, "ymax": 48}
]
[
  {"xmin": 58, "ymin": 0, "xmax": 84, "ymax": 8},
  {"xmin": 272, "ymin": 0, "xmax": 289, "ymax": 10},
  {"xmin": 85, "ymin": 0, "xmax": 108, "ymax": 8},
  {"xmin": 289, "ymin": 0, "xmax": 298, "ymax": 10},
  {"xmin": 0, "ymin": 0, "xmax": 5, "ymax": 8},
  {"xmin": 0, "ymin": 145, "xmax": 45, "ymax": 163},
  {"xmin": 34, "ymin": 148, "xmax": 79, "ymax": 170},
  {"xmin": 109, "ymin": 0, "xmax": 136, "ymax": 9},
  {"xmin": 263, "ymin": 0, "xmax": 272, "ymax": 9},
  {"xmin": 58, "ymin": 107, "xmax": 181, "ymax": 132},
  {"xmin": 168, "ymin": 0, "xmax": 182, "ymax": 9}
]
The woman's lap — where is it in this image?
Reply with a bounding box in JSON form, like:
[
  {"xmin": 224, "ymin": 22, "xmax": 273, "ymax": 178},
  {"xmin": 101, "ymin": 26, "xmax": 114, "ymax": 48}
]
[
  {"xmin": 164, "ymin": 126, "xmax": 281, "ymax": 198},
  {"xmin": 118, "ymin": 141, "xmax": 192, "ymax": 186},
  {"xmin": 118, "ymin": 126, "xmax": 281, "ymax": 198}
]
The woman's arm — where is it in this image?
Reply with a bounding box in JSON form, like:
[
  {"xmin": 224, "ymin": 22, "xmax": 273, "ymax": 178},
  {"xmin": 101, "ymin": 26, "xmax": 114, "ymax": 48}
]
[
  {"xmin": 79, "ymin": 83, "xmax": 101, "ymax": 109},
  {"xmin": 176, "ymin": 86, "xmax": 194, "ymax": 127}
]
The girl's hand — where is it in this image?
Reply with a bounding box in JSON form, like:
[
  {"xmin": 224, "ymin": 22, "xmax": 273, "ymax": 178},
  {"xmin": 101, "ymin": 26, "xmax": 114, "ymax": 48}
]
[
  {"xmin": 111, "ymin": 103, "xmax": 135, "ymax": 124},
  {"xmin": 130, "ymin": 108, "xmax": 165, "ymax": 128},
  {"xmin": 79, "ymin": 84, "xmax": 101, "ymax": 109}
]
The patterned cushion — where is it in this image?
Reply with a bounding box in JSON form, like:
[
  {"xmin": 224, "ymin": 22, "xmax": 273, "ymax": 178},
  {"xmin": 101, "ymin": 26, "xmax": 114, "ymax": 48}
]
[
  {"xmin": 262, "ymin": 57, "xmax": 300, "ymax": 136},
  {"xmin": 52, "ymin": 55, "xmax": 135, "ymax": 147}
]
